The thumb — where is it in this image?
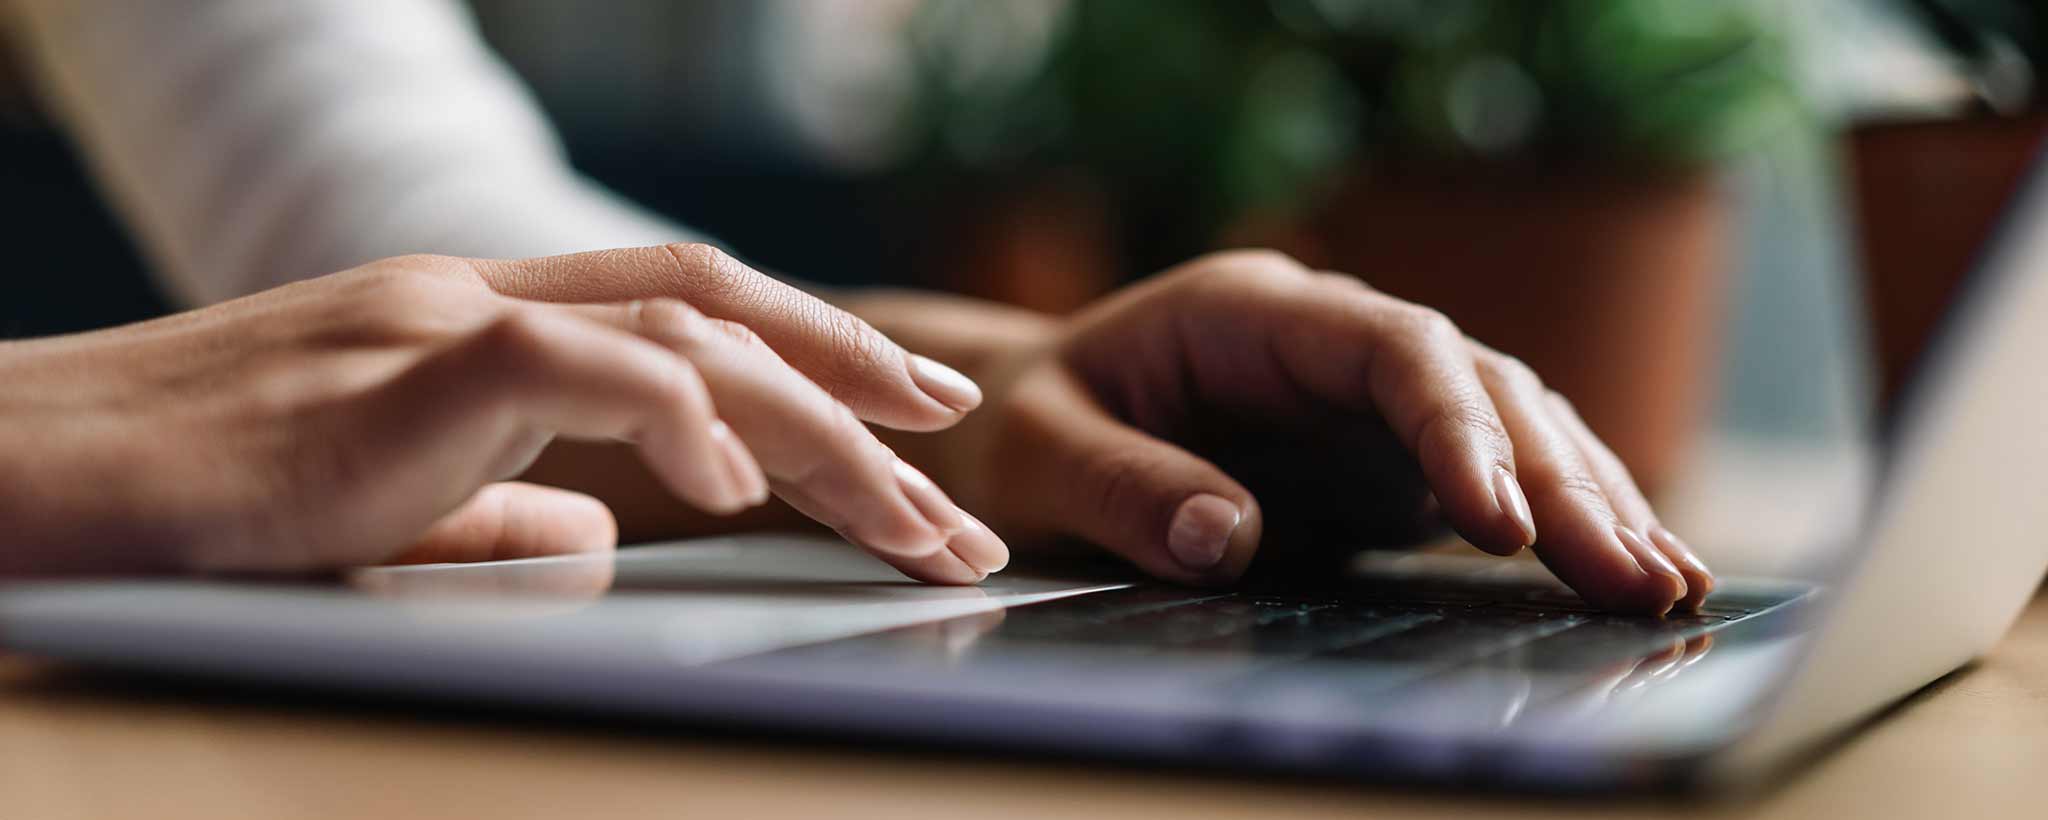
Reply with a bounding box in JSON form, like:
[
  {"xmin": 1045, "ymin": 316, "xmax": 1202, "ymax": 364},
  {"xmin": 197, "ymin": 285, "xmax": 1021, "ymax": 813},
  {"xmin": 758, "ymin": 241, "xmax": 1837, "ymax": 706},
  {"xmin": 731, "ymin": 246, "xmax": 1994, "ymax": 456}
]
[
  {"xmin": 1004, "ymin": 368, "xmax": 1263, "ymax": 586},
  {"xmin": 469, "ymin": 243, "xmax": 981, "ymax": 432},
  {"xmin": 356, "ymin": 483, "xmax": 617, "ymax": 603},
  {"xmin": 384, "ymin": 481, "xmax": 618, "ymax": 566}
]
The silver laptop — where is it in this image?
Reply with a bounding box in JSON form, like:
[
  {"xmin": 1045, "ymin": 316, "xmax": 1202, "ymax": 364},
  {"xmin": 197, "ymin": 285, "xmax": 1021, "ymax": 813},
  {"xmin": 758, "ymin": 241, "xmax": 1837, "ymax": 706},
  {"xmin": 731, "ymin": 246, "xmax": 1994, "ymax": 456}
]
[{"xmin": 6, "ymin": 162, "xmax": 2048, "ymax": 793}]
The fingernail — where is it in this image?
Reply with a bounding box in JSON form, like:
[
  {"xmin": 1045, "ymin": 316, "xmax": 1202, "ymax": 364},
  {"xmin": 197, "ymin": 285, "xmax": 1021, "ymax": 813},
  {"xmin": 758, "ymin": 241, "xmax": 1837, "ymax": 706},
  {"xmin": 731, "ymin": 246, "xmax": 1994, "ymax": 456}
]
[
  {"xmin": 710, "ymin": 421, "xmax": 768, "ymax": 508},
  {"xmin": 909, "ymin": 354, "xmax": 983, "ymax": 412},
  {"xmin": 1615, "ymin": 524, "xmax": 1687, "ymax": 606},
  {"xmin": 1491, "ymin": 467, "xmax": 1537, "ymax": 550},
  {"xmin": 1651, "ymin": 526, "xmax": 1715, "ymax": 611},
  {"xmin": 1168, "ymin": 494, "xmax": 1241, "ymax": 572},
  {"xmin": 893, "ymin": 459, "xmax": 967, "ymax": 536},
  {"xmin": 947, "ymin": 511, "xmax": 1010, "ymax": 575}
]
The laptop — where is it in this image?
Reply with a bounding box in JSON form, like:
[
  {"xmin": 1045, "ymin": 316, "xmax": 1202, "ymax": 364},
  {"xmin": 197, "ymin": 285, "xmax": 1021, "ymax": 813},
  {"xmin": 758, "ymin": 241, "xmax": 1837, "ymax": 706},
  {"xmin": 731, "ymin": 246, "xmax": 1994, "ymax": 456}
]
[{"xmin": 6, "ymin": 161, "xmax": 2048, "ymax": 794}]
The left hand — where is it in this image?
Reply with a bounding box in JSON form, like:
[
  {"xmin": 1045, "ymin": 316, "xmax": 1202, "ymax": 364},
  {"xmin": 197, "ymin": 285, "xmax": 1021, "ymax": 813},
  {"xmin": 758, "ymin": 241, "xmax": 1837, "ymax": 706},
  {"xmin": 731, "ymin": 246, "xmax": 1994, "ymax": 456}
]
[
  {"xmin": 0, "ymin": 246, "xmax": 1006, "ymax": 581},
  {"xmin": 867, "ymin": 250, "xmax": 1712, "ymax": 615}
]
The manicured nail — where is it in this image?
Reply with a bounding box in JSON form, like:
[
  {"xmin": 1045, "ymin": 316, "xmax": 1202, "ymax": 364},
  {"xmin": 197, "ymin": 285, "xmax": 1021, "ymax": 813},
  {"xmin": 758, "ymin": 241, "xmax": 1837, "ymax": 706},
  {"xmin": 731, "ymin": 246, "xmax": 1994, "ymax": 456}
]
[
  {"xmin": 1167, "ymin": 494, "xmax": 1241, "ymax": 572},
  {"xmin": 1651, "ymin": 527, "xmax": 1715, "ymax": 611},
  {"xmin": 709, "ymin": 421, "xmax": 767, "ymax": 508},
  {"xmin": 946, "ymin": 511, "xmax": 1010, "ymax": 575},
  {"xmin": 1615, "ymin": 525, "xmax": 1687, "ymax": 608},
  {"xmin": 893, "ymin": 459, "xmax": 967, "ymax": 537},
  {"xmin": 908, "ymin": 354, "xmax": 983, "ymax": 412},
  {"xmin": 1492, "ymin": 467, "xmax": 1537, "ymax": 551}
]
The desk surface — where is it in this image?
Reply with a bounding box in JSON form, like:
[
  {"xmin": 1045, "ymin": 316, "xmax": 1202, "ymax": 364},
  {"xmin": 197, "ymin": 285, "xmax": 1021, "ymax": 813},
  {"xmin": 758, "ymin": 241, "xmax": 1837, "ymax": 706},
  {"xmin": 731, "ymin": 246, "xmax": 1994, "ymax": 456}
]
[{"xmin": 1, "ymin": 588, "xmax": 2043, "ymax": 820}]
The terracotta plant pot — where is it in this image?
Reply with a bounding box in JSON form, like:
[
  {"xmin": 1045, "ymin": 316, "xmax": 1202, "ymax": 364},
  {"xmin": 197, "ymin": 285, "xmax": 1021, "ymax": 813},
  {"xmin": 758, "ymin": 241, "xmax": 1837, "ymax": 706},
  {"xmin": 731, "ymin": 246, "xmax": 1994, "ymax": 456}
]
[
  {"xmin": 1246, "ymin": 165, "xmax": 1734, "ymax": 493},
  {"xmin": 1847, "ymin": 113, "xmax": 2048, "ymax": 411},
  {"xmin": 912, "ymin": 173, "xmax": 1125, "ymax": 315},
  {"xmin": 912, "ymin": 164, "xmax": 1730, "ymax": 492}
]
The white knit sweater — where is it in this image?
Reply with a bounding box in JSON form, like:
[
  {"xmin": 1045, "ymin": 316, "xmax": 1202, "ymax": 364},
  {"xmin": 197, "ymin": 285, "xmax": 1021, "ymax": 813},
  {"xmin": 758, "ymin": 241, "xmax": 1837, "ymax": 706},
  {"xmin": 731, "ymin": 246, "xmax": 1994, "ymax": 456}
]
[{"xmin": 12, "ymin": 0, "xmax": 698, "ymax": 306}]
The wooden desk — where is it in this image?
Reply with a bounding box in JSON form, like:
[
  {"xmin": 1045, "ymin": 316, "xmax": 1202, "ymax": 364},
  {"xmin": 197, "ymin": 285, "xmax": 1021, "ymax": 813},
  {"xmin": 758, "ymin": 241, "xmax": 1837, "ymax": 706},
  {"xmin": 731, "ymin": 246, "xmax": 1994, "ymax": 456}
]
[{"xmin": 2, "ymin": 590, "xmax": 2043, "ymax": 820}]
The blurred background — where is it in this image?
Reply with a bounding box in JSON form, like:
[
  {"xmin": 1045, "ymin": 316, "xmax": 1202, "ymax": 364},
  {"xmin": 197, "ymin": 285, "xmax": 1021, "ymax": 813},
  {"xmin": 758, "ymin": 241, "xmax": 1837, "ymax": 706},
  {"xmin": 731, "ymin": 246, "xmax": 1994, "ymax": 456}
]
[{"xmin": 3, "ymin": 0, "xmax": 2042, "ymax": 575}]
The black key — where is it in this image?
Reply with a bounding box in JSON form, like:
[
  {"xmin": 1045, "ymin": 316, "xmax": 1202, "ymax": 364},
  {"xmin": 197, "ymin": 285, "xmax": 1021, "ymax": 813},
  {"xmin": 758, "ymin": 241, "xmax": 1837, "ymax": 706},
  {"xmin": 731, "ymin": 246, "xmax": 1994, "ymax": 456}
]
[
  {"xmin": 1178, "ymin": 607, "xmax": 1440, "ymax": 658},
  {"xmin": 1473, "ymin": 614, "xmax": 1719, "ymax": 672},
  {"xmin": 988, "ymin": 587, "xmax": 1236, "ymax": 642},
  {"xmin": 1316, "ymin": 609, "xmax": 1590, "ymax": 665}
]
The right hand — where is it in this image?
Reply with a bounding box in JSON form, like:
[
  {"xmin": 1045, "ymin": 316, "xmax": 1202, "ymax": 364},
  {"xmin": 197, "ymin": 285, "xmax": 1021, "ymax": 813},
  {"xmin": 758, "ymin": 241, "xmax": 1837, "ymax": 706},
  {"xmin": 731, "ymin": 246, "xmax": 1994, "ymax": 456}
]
[
  {"xmin": 855, "ymin": 250, "xmax": 1711, "ymax": 614},
  {"xmin": 0, "ymin": 246, "xmax": 1006, "ymax": 582}
]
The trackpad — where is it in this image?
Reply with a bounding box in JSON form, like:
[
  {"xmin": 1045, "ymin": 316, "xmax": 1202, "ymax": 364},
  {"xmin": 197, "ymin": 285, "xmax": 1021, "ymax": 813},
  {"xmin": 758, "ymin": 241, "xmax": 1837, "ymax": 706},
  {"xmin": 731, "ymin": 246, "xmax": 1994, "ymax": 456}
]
[{"xmin": 344, "ymin": 535, "xmax": 1127, "ymax": 664}]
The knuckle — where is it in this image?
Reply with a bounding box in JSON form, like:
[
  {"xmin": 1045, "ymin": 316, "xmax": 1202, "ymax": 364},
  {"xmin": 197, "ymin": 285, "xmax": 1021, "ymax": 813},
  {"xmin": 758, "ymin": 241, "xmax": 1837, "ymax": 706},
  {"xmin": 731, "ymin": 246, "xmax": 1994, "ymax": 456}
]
[
  {"xmin": 1521, "ymin": 455, "xmax": 1609, "ymax": 505},
  {"xmin": 649, "ymin": 304, "xmax": 757, "ymax": 354},
  {"xmin": 702, "ymin": 317, "xmax": 765, "ymax": 349},
  {"xmin": 789, "ymin": 401, "xmax": 881, "ymax": 486},
  {"xmin": 1444, "ymin": 397, "xmax": 1503, "ymax": 434},
  {"xmin": 617, "ymin": 303, "xmax": 718, "ymax": 407},
  {"xmin": 1181, "ymin": 248, "xmax": 1307, "ymax": 291},
  {"xmin": 1310, "ymin": 270, "xmax": 1373, "ymax": 294},
  {"xmin": 335, "ymin": 270, "xmax": 496, "ymax": 345},
  {"xmin": 1421, "ymin": 397, "xmax": 1509, "ymax": 452},
  {"xmin": 1545, "ymin": 388, "xmax": 1581, "ymax": 418},
  {"xmin": 1208, "ymin": 247, "xmax": 1302, "ymax": 272},
  {"xmin": 1484, "ymin": 351, "xmax": 1544, "ymax": 394},
  {"xmin": 629, "ymin": 298, "xmax": 705, "ymax": 343},
  {"xmin": 661, "ymin": 242, "xmax": 731, "ymax": 272},
  {"xmin": 645, "ymin": 354, "xmax": 710, "ymax": 413},
  {"xmin": 474, "ymin": 306, "xmax": 552, "ymax": 355},
  {"xmin": 1550, "ymin": 470, "xmax": 1613, "ymax": 509},
  {"xmin": 441, "ymin": 309, "xmax": 555, "ymax": 403},
  {"xmin": 807, "ymin": 313, "xmax": 900, "ymax": 396},
  {"xmin": 660, "ymin": 242, "xmax": 760, "ymax": 300},
  {"xmin": 1397, "ymin": 304, "xmax": 1463, "ymax": 345}
]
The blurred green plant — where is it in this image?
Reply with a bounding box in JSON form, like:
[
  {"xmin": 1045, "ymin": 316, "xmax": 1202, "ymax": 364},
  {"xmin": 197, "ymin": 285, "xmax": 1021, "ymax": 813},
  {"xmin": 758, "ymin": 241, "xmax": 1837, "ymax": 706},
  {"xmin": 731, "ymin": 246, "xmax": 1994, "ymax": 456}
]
[
  {"xmin": 1901, "ymin": 0, "xmax": 2048, "ymax": 113},
  {"xmin": 900, "ymin": 0, "xmax": 1801, "ymax": 237}
]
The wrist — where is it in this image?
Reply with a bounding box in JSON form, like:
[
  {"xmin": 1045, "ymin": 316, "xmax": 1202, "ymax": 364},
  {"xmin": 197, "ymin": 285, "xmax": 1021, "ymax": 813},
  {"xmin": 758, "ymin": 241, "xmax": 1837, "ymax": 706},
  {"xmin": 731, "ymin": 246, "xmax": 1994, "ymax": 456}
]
[
  {"xmin": 841, "ymin": 289, "xmax": 1061, "ymax": 508},
  {"xmin": 837, "ymin": 288, "xmax": 1061, "ymax": 378}
]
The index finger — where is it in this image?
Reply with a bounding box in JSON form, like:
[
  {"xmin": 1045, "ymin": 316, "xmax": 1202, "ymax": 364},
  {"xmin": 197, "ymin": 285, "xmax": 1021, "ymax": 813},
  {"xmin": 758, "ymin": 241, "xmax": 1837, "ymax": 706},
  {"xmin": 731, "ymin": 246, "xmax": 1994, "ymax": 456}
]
[
  {"xmin": 468, "ymin": 244, "xmax": 982, "ymax": 432},
  {"xmin": 1199, "ymin": 263, "xmax": 1537, "ymax": 557}
]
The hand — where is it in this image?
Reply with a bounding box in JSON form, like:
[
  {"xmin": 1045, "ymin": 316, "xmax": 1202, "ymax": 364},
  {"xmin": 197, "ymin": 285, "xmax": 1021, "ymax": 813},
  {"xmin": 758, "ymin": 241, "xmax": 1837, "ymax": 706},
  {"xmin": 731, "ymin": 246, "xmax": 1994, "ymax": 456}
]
[
  {"xmin": 0, "ymin": 246, "xmax": 1006, "ymax": 581},
  {"xmin": 865, "ymin": 250, "xmax": 1712, "ymax": 615}
]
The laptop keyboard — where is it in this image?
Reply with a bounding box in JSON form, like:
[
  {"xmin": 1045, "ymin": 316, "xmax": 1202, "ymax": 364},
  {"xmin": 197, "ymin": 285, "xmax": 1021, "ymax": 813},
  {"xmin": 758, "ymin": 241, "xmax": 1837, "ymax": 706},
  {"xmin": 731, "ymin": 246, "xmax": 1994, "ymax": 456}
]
[
  {"xmin": 950, "ymin": 578, "xmax": 1802, "ymax": 679},
  {"xmin": 764, "ymin": 554, "xmax": 1811, "ymax": 731}
]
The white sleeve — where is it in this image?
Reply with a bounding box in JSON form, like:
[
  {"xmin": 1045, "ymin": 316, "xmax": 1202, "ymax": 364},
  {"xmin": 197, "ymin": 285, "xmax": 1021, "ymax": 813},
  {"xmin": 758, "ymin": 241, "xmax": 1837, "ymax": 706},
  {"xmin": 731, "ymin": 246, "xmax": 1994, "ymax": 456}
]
[{"xmin": 11, "ymin": 0, "xmax": 702, "ymax": 306}]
